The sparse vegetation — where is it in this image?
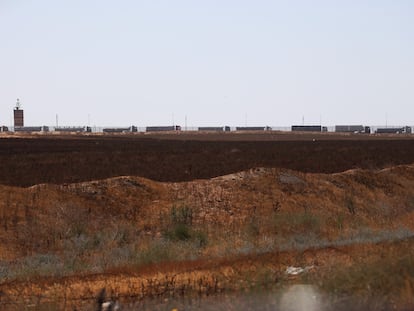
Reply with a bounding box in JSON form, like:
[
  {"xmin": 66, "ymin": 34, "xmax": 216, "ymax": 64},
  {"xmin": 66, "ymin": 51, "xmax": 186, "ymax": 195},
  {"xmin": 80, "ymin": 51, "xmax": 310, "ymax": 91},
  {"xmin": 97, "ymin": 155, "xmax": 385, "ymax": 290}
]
[
  {"xmin": 170, "ymin": 204, "xmax": 193, "ymax": 225},
  {"xmin": 270, "ymin": 211, "xmax": 323, "ymax": 236},
  {"xmin": 345, "ymin": 194, "xmax": 356, "ymax": 215},
  {"xmin": 162, "ymin": 204, "xmax": 208, "ymax": 248},
  {"xmin": 316, "ymin": 239, "xmax": 414, "ymax": 309}
]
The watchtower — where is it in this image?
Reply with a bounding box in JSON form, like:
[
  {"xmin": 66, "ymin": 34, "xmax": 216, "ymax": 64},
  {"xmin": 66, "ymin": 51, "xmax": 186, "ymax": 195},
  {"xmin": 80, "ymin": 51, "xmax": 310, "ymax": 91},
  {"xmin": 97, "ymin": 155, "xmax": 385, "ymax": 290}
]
[{"xmin": 14, "ymin": 98, "xmax": 24, "ymax": 127}]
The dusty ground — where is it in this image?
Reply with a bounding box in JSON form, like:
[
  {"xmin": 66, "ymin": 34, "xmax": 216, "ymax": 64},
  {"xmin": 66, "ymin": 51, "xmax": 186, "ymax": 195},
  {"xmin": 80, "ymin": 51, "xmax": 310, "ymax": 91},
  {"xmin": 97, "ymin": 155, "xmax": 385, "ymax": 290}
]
[
  {"xmin": 0, "ymin": 132, "xmax": 414, "ymax": 186},
  {"xmin": 0, "ymin": 133, "xmax": 414, "ymax": 310}
]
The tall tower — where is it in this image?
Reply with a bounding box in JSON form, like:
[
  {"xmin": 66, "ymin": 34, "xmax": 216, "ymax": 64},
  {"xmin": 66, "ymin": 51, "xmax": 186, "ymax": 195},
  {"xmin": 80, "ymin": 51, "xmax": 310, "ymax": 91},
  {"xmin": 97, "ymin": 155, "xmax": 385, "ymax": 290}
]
[{"xmin": 14, "ymin": 98, "xmax": 24, "ymax": 127}]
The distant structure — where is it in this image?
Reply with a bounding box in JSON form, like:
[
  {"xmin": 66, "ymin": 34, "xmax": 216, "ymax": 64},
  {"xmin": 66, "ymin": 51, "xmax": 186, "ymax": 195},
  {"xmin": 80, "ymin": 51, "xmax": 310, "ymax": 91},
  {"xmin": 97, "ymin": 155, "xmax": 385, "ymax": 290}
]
[
  {"xmin": 291, "ymin": 125, "xmax": 327, "ymax": 132},
  {"xmin": 103, "ymin": 126, "xmax": 138, "ymax": 133},
  {"xmin": 14, "ymin": 126, "xmax": 49, "ymax": 133},
  {"xmin": 198, "ymin": 126, "xmax": 225, "ymax": 132},
  {"xmin": 235, "ymin": 126, "xmax": 271, "ymax": 131},
  {"xmin": 146, "ymin": 125, "xmax": 181, "ymax": 132},
  {"xmin": 335, "ymin": 125, "xmax": 370, "ymax": 134},
  {"xmin": 55, "ymin": 126, "xmax": 92, "ymax": 133},
  {"xmin": 375, "ymin": 126, "xmax": 412, "ymax": 134},
  {"xmin": 335, "ymin": 125, "xmax": 364, "ymax": 133},
  {"xmin": 14, "ymin": 98, "xmax": 24, "ymax": 127}
]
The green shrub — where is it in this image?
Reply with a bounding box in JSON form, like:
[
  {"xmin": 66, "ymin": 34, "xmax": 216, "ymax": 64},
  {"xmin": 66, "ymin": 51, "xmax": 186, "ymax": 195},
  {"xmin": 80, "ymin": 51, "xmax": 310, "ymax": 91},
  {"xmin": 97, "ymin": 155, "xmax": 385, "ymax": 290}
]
[
  {"xmin": 345, "ymin": 195, "xmax": 356, "ymax": 215},
  {"xmin": 193, "ymin": 230, "xmax": 208, "ymax": 247},
  {"xmin": 171, "ymin": 205, "xmax": 193, "ymax": 225},
  {"xmin": 172, "ymin": 224, "xmax": 192, "ymax": 241}
]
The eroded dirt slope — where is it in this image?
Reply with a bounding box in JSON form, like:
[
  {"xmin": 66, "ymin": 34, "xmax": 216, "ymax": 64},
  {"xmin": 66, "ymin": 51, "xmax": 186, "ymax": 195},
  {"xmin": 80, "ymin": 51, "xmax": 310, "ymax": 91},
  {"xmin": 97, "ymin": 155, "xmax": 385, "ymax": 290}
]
[
  {"xmin": 1, "ymin": 164, "xmax": 414, "ymax": 258},
  {"xmin": 0, "ymin": 164, "xmax": 414, "ymax": 309}
]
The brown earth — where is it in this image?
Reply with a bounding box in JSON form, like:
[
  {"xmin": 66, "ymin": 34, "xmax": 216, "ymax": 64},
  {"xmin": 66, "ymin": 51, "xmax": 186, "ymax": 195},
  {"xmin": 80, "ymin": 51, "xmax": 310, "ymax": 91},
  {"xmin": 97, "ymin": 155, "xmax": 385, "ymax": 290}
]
[
  {"xmin": 0, "ymin": 134, "xmax": 414, "ymax": 310},
  {"xmin": 0, "ymin": 132, "xmax": 414, "ymax": 187}
]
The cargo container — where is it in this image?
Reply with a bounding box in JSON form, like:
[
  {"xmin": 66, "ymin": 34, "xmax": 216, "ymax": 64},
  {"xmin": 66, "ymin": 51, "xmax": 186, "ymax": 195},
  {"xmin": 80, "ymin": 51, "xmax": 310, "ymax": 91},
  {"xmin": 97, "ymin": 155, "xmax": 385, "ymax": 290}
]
[
  {"xmin": 103, "ymin": 126, "xmax": 138, "ymax": 133},
  {"xmin": 235, "ymin": 126, "xmax": 267, "ymax": 131},
  {"xmin": 14, "ymin": 126, "xmax": 48, "ymax": 132},
  {"xmin": 335, "ymin": 125, "xmax": 365, "ymax": 133},
  {"xmin": 375, "ymin": 127, "xmax": 406, "ymax": 134},
  {"xmin": 291, "ymin": 125, "xmax": 322, "ymax": 132},
  {"xmin": 198, "ymin": 127, "xmax": 224, "ymax": 132},
  {"xmin": 55, "ymin": 126, "xmax": 90, "ymax": 133},
  {"xmin": 146, "ymin": 125, "xmax": 181, "ymax": 132}
]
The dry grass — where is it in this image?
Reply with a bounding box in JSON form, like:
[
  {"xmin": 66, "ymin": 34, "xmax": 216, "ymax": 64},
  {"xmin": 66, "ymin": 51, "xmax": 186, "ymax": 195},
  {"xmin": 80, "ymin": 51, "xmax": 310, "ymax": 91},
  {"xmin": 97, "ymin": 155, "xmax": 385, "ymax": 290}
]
[{"xmin": 0, "ymin": 160, "xmax": 414, "ymax": 309}]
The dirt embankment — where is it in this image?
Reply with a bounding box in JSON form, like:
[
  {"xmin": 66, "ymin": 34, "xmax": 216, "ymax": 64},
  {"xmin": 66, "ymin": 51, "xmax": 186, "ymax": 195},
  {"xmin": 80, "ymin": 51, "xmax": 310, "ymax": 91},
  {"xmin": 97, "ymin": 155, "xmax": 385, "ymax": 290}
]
[
  {"xmin": 1, "ymin": 165, "xmax": 414, "ymax": 258},
  {"xmin": 0, "ymin": 135, "xmax": 414, "ymax": 309},
  {"xmin": 0, "ymin": 163, "xmax": 414, "ymax": 309}
]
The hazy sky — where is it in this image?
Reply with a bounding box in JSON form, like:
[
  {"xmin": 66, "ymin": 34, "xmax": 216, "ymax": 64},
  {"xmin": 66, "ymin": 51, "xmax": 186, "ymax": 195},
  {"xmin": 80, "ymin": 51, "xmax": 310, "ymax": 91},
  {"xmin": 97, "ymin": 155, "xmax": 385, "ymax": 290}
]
[{"xmin": 1, "ymin": 1, "xmax": 413, "ymax": 127}]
